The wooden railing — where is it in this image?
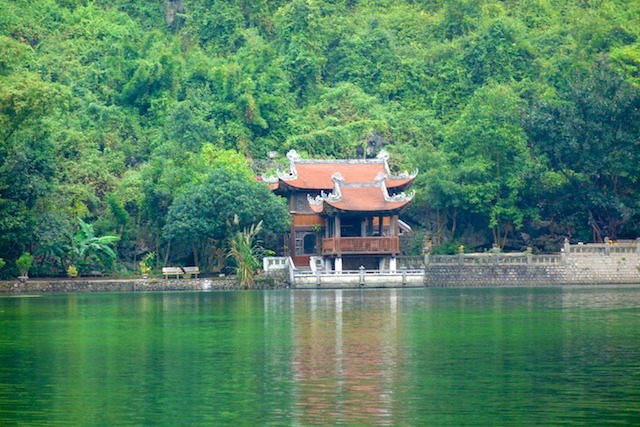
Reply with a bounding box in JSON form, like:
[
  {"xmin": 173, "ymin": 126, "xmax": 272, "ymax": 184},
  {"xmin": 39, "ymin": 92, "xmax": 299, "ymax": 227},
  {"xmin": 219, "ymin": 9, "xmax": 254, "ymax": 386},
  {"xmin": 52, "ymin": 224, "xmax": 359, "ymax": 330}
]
[{"xmin": 322, "ymin": 236, "xmax": 399, "ymax": 255}]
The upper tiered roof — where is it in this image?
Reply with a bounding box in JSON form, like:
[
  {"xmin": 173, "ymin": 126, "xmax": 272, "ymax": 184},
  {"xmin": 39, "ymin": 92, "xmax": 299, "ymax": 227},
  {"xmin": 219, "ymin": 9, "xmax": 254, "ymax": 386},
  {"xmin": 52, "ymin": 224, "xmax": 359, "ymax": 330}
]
[
  {"xmin": 264, "ymin": 149, "xmax": 416, "ymax": 214},
  {"xmin": 264, "ymin": 149, "xmax": 417, "ymax": 192}
]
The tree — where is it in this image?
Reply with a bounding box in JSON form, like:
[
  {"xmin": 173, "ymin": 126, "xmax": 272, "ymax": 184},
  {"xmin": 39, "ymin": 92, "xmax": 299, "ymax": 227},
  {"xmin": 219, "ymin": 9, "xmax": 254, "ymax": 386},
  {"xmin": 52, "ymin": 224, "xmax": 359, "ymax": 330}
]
[
  {"xmin": 444, "ymin": 84, "xmax": 534, "ymax": 248},
  {"xmin": 524, "ymin": 61, "xmax": 640, "ymax": 241},
  {"xmin": 163, "ymin": 169, "xmax": 290, "ymax": 270},
  {"xmin": 0, "ymin": 72, "xmax": 70, "ymax": 262}
]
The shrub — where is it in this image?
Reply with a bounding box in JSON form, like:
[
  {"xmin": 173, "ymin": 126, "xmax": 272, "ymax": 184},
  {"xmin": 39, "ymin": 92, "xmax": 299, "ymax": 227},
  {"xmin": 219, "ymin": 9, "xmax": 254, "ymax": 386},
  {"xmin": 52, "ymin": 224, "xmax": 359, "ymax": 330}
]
[{"xmin": 16, "ymin": 253, "xmax": 34, "ymax": 278}]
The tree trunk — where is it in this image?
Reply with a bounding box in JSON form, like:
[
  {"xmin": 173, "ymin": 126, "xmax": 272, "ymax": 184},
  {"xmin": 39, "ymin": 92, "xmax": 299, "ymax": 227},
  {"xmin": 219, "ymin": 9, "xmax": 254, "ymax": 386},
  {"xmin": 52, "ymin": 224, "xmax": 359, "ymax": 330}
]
[
  {"xmin": 192, "ymin": 238, "xmax": 199, "ymax": 268},
  {"xmin": 502, "ymin": 226, "xmax": 509, "ymax": 250},
  {"xmin": 163, "ymin": 239, "xmax": 171, "ymax": 267},
  {"xmin": 155, "ymin": 219, "xmax": 161, "ymax": 266},
  {"xmin": 450, "ymin": 208, "xmax": 458, "ymax": 240}
]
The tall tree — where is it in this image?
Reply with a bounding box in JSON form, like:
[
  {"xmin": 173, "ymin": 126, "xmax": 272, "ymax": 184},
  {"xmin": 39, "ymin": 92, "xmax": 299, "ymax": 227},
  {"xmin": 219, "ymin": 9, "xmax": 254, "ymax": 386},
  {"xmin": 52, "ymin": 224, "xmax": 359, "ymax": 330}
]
[
  {"xmin": 445, "ymin": 84, "xmax": 534, "ymax": 248},
  {"xmin": 524, "ymin": 61, "xmax": 640, "ymax": 241},
  {"xmin": 163, "ymin": 169, "xmax": 290, "ymax": 270}
]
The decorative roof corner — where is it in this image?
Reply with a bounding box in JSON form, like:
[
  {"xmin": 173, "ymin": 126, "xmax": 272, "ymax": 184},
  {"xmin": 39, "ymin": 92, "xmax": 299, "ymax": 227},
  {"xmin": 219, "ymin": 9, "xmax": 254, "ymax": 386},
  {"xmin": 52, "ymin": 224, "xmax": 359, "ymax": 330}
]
[
  {"xmin": 384, "ymin": 189, "xmax": 415, "ymax": 203},
  {"xmin": 307, "ymin": 194, "xmax": 323, "ymax": 206},
  {"xmin": 325, "ymin": 179, "xmax": 343, "ymax": 201},
  {"xmin": 277, "ymin": 151, "xmax": 299, "ymax": 181},
  {"xmin": 309, "ymin": 178, "xmax": 344, "ymax": 208},
  {"xmin": 389, "ymin": 168, "xmax": 418, "ymax": 180},
  {"xmin": 261, "ymin": 175, "xmax": 279, "ymax": 184},
  {"xmin": 377, "ymin": 149, "xmax": 417, "ymax": 182}
]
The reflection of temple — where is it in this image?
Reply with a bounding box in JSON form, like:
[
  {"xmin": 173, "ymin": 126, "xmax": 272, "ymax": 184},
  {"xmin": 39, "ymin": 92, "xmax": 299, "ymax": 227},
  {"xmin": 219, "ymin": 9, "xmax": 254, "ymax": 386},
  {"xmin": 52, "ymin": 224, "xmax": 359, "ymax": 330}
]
[
  {"xmin": 288, "ymin": 290, "xmax": 402, "ymax": 425},
  {"xmin": 264, "ymin": 150, "xmax": 416, "ymax": 270}
]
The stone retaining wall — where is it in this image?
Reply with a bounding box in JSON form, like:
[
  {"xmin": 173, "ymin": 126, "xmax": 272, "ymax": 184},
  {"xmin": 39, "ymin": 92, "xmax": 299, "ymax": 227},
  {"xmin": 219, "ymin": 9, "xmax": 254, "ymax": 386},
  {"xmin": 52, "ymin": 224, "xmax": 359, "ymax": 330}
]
[
  {"xmin": 1, "ymin": 277, "xmax": 238, "ymax": 294},
  {"xmin": 424, "ymin": 255, "xmax": 640, "ymax": 287},
  {"xmin": 3, "ymin": 253, "xmax": 640, "ymax": 293}
]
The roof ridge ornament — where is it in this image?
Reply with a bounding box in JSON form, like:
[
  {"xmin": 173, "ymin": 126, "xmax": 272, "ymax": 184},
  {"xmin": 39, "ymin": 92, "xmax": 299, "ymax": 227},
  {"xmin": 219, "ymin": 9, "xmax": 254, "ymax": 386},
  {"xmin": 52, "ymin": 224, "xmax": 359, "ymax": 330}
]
[
  {"xmin": 376, "ymin": 149, "xmax": 390, "ymax": 161},
  {"xmin": 374, "ymin": 172, "xmax": 388, "ymax": 183},
  {"xmin": 286, "ymin": 149, "xmax": 301, "ymax": 162},
  {"xmin": 326, "ymin": 176, "xmax": 343, "ymax": 201},
  {"xmin": 331, "ymin": 172, "xmax": 345, "ymax": 183}
]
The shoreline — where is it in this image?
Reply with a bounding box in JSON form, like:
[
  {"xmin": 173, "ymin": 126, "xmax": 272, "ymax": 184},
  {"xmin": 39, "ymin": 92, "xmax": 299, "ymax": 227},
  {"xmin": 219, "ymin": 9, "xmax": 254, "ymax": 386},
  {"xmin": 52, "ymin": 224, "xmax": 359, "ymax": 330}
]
[
  {"xmin": 0, "ymin": 277, "xmax": 240, "ymax": 294},
  {"xmin": 2, "ymin": 274, "xmax": 640, "ymax": 295}
]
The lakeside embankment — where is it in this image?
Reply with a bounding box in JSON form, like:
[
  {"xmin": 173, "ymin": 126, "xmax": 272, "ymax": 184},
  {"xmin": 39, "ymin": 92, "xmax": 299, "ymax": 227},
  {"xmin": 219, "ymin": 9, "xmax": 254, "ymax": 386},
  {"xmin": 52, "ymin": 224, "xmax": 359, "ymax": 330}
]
[
  {"xmin": 0, "ymin": 278, "xmax": 232, "ymax": 294},
  {"xmin": 3, "ymin": 240, "xmax": 640, "ymax": 293},
  {"xmin": 3, "ymin": 258, "xmax": 640, "ymax": 293},
  {"xmin": 0, "ymin": 276, "xmax": 291, "ymax": 294},
  {"xmin": 282, "ymin": 239, "xmax": 640, "ymax": 288}
]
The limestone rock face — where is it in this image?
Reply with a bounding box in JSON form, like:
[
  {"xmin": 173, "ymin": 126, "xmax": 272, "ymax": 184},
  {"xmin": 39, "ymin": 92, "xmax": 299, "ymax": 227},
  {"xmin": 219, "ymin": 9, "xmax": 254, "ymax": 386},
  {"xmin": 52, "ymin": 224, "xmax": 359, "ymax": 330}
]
[{"xmin": 164, "ymin": 0, "xmax": 185, "ymax": 30}]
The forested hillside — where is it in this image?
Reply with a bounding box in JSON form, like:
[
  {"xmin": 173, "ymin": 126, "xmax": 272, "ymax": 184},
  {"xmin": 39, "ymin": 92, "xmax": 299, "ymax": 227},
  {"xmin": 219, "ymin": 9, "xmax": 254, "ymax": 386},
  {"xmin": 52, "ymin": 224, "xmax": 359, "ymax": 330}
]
[{"xmin": 1, "ymin": 0, "xmax": 640, "ymax": 277}]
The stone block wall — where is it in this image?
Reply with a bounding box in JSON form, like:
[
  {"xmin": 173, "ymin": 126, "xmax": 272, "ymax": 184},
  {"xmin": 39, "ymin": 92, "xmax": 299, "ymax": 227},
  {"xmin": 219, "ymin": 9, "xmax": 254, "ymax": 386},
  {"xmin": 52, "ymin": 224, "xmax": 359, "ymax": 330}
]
[
  {"xmin": 0, "ymin": 277, "xmax": 238, "ymax": 294},
  {"xmin": 424, "ymin": 255, "xmax": 640, "ymax": 287}
]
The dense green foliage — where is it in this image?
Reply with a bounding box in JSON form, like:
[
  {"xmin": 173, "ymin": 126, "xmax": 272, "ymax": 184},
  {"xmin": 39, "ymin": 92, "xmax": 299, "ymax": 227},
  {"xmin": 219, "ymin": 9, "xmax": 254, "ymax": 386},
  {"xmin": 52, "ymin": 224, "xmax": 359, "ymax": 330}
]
[{"xmin": 1, "ymin": 0, "xmax": 640, "ymax": 276}]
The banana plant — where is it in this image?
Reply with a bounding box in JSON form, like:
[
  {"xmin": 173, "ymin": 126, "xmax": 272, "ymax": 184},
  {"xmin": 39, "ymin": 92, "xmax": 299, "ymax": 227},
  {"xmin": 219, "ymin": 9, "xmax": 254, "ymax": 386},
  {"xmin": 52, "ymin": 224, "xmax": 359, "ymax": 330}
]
[{"xmin": 65, "ymin": 218, "xmax": 120, "ymax": 275}]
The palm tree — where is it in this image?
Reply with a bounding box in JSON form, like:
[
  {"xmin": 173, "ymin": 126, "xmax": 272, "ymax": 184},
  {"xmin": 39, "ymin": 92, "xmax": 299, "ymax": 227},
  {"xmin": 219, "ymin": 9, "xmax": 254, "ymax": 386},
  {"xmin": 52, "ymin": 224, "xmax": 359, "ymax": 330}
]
[{"xmin": 227, "ymin": 221, "xmax": 263, "ymax": 289}]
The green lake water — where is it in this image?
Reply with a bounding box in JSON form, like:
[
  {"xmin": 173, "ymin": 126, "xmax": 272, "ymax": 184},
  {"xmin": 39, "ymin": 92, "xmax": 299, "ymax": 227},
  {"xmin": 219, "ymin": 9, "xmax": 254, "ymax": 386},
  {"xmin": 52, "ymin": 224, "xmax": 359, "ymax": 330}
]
[{"xmin": 1, "ymin": 287, "xmax": 640, "ymax": 426}]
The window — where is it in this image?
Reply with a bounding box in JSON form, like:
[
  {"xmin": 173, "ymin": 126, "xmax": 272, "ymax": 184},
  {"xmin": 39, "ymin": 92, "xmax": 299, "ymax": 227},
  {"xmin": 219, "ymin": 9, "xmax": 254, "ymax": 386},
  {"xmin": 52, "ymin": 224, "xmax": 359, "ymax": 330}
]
[
  {"xmin": 295, "ymin": 231, "xmax": 317, "ymax": 255},
  {"xmin": 293, "ymin": 193, "xmax": 317, "ymax": 213}
]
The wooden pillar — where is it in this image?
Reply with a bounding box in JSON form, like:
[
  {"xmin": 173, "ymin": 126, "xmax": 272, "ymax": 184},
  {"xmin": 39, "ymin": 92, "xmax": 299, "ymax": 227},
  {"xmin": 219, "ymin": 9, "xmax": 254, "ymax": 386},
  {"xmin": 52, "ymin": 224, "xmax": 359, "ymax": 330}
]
[
  {"xmin": 335, "ymin": 216, "xmax": 341, "ymax": 238},
  {"xmin": 391, "ymin": 215, "xmax": 398, "ymax": 236},
  {"xmin": 378, "ymin": 215, "xmax": 383, "ymax": 235}
]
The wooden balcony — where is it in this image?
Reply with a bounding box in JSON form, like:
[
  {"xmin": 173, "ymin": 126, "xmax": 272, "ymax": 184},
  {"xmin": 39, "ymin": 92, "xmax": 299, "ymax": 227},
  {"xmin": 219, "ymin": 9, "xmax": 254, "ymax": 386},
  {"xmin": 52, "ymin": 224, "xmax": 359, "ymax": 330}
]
[{"xmin": 322, "ymin": 236, "xmax": 399, "ymax": 255}]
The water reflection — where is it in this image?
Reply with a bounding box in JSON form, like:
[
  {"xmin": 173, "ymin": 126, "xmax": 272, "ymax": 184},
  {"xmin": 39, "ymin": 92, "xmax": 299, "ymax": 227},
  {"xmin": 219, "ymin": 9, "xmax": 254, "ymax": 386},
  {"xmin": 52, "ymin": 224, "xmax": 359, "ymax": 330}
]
[
  {"xmin": 289, "ymin": 290, "xmax": 402, "ymax": 426},
  {"xmin": 1, "ymin": 287, "xmax": 640, "ymax": 425}
]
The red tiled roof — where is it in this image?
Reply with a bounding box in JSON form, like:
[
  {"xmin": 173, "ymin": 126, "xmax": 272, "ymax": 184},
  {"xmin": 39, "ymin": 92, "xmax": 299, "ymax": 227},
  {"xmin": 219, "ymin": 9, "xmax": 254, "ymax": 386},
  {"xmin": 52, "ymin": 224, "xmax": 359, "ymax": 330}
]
[
  {"xmin": 330, "ymin": 186, "xmax": 411, "ymax": 212},
  {"xmin": 310, "ymin": 184, "xmax": 412, "ymax": 214},
  {"xmin": 264, "ymin": 150, "xmax": 417, "ymax": 195},
  {"xmin": 283, "ymin": 162, "xmax": 413, "ymax": 190}
]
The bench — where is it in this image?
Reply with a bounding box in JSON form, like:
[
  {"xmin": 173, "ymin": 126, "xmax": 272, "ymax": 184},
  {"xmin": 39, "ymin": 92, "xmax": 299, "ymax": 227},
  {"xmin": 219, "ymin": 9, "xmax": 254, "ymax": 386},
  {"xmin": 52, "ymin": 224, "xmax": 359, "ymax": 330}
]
[
  {"xmin": 86, "ymin": 270, "xmax": 103, "ymax": 277},
  {"xmin": 182, "ymin": 266, "xmax": 200, "ymax": 278},
  {"xmin": 162, "ymin": 267, "xmax": 184, "ymax": 279}
]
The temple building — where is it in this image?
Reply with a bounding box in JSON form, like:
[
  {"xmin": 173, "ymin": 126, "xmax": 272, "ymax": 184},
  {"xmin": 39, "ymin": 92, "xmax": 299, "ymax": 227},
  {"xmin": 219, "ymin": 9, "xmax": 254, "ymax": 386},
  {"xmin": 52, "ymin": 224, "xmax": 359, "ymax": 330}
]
[{"xmin": 264, "ymin": 149, "xmax": 416, "ymax": 272}]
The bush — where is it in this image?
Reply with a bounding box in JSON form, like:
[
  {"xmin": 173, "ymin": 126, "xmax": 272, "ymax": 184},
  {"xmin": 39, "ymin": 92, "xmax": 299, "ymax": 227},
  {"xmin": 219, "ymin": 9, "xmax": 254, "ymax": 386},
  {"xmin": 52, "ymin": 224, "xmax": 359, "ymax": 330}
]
[
  {"xmin": 67, "ymin": 265, "xmax": 78, "ymax": 277},
  {"xmin": 16, "ymin": 253, "xmax": 34, "ymax": 277}
]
